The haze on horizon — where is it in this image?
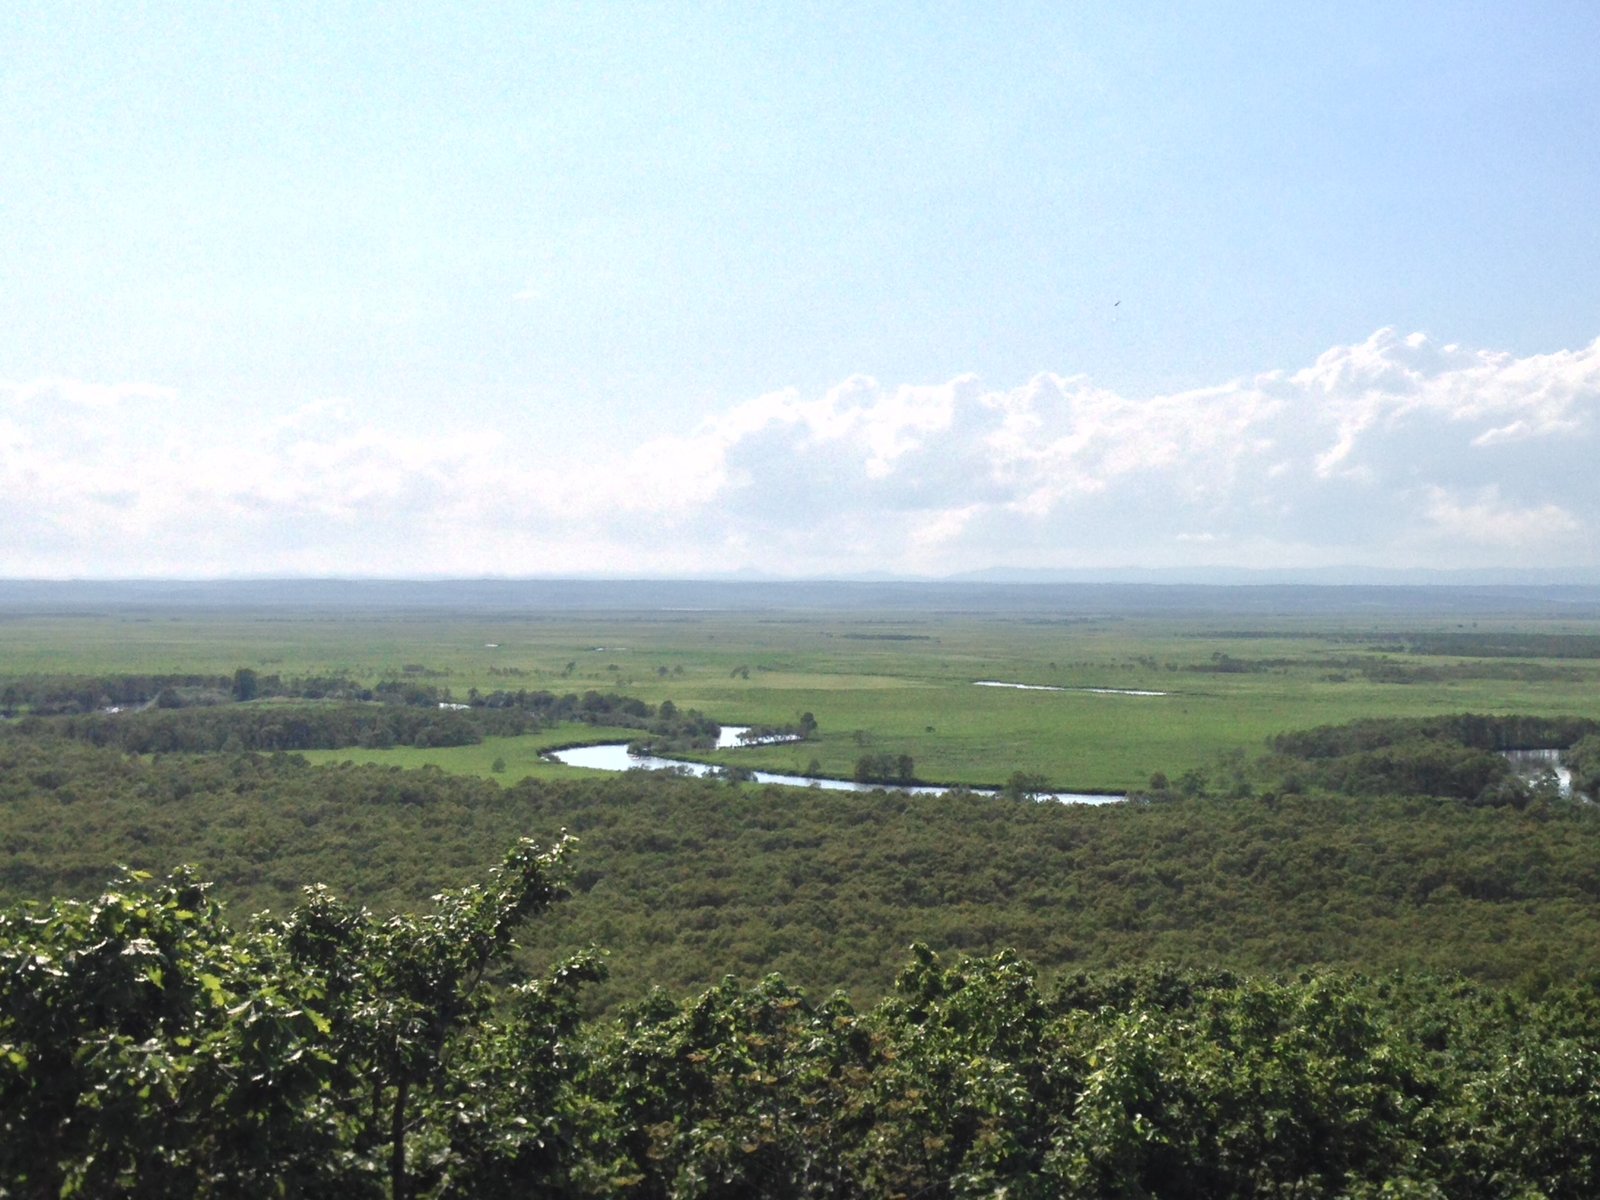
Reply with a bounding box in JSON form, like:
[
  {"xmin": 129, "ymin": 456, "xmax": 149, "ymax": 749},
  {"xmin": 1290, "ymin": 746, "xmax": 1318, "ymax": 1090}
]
[{"xmin": 4, "ymin": 4, "xmax": 1598, "ymax": 581}]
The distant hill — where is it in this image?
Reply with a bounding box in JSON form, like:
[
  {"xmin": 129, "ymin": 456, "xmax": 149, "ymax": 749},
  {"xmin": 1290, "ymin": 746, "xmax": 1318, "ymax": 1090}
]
[
  {"xmin": 4, "ymin": 576, "xmax": 1600, "ymax": 618},
  {"xmin": 945, "ymin": 564, "xmax": 1600, "ymax": 587}
]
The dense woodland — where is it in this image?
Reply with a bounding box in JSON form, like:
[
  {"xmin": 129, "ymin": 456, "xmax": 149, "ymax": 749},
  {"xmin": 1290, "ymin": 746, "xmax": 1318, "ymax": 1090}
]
[
  {"xmin": 7, "ymin": 840, "xmax": 1600, "ymax": 1198},
  {"xmin": 5, "ymin": 678, "xmax": 1600, "ymax": 1195},
  {"xmin": 4, "ymin": 707, "xmax": 1598, "ymax": 1003}
]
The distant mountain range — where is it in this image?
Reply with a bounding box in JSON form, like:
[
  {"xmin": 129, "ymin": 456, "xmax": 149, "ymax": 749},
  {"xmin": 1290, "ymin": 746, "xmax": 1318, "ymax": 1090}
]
[
  {"xmin": 940, "ymin": 565, "xmax": 1600, "ymax": 587},
  {"xmin": 4, "ymin": 574, "xmax": 1600, "ymax": 618}
]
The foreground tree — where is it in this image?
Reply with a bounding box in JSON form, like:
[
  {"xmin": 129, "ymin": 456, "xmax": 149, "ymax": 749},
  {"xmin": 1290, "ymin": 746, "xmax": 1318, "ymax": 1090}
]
[
  {"xmin": 271, "ymin": 836, "xmax": 576, "ymax": 1199},
  {"xmin": 0, "ymin": 867, "xmax": 344, "ymax": 1197},
  {"xmin": 0, "ymin": 837, "xmax": 575, "ymax": 1200}
]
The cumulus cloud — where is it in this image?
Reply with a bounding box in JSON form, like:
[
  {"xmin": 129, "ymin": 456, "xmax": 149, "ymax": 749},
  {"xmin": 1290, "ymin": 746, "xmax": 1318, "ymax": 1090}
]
[
  {"xmin": 3, "ymin": 327, "xmax": 1599, "ymax": 576},
  {"xmin": 1420, "ymin": 486, "xmax": 1582, "ymax": 548},
  {"xmin": 640, "ymin": 328, "xmax": 1599, "ymax": 574}
]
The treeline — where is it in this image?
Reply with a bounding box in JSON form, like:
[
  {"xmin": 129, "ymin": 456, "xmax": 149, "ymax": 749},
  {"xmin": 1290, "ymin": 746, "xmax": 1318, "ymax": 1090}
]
[
  {"xmin": 469, "ymin": 689, "xmax": 719, "ymax": 748},
  {"xmin": 1185, "ymin": 654, "xmax": 1582, "ymax": 683},
  {"xmin": 8, "ymin": 689, "xmax": 717, "ymax": 755},
  {"xmin": 1270, "ymin": 737, "xmax": 1516, "ymax": 803},
  {"xmin": 18, "ymin": 704, "xmax": 536, "ymax": 754},
  {"xmin": 0, "ymin": 673, "xmax": 235, "ymax": 716},
  {"xmin": 1354, "ymin": 657, "xmax": 1579, "ymax": 684},
  {"xmin": 852, "ymin": 751, "xmax": 917, "ymax": 784},
  {"xmin": 1189, "ymin": 712, "xmax": 1600, "ymax": 806},
  {"xmin": 1269, "ymin": 712, "xmax": 1600, "ymax": 758},
  {"xmin": 0, "ymin": 670, "xmax": 715, "ymax": 730},
  {"xmin": 0, "ymin": 671, "xmax": 380, "ymax": 716},
  {"xmin": 621, "ymin": 699, "xmax": 724, "ymax": 755},
  {"xmin": 737, "ymin": 711, "xmax": 817, "ymax": 744},
  {"xmin": 7, "ymin": 846, "xmax": 1600, "ymax": 1198},
  {"xmin": 1394, "ymin": 630, "xmax": 1600, "ymax": 659}
]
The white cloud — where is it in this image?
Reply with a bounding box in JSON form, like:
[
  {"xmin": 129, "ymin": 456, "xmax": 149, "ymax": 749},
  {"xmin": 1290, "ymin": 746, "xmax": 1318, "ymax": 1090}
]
[
  {"xmin": 3, "ymin": 328, "xmax": 1599, "ymax": 576},
  {"xmin": 1420, "ymin": 486, "xmax": 1582, "ymax": 548}
]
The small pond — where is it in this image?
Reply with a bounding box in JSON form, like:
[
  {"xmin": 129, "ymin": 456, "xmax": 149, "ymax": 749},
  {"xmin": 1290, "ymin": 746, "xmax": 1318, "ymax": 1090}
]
[{"xmin": 973, "ymin": 680, "xmax": 1168, "ymax": 696}]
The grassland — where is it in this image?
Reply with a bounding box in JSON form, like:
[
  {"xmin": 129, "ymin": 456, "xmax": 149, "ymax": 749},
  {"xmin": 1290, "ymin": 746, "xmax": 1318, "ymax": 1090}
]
[
  {"xmin": 297, "ymin": 723, "xmax": 645, "ymax": 781},
  {"xmin": 6, "ymin": 594, "xmax": 1600, "ymax": 791}
]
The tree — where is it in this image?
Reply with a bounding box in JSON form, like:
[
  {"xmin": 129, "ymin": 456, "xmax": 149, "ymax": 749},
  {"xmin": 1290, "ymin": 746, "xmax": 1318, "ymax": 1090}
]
[
  {"xmin": 277, "ymin": 836, "xmax": 575, "ymax": 1199},
  {"xmin": 0, "ymin": 868, "xmax": 346, "ymax": 1197},
  {"xmin": 232, "ymin": 667, "xmax": 259, "ymax": 702},
  {"xmin": 853, "ymin": 753, "xmax": 915, "ymax": 785},
  {"xmin": 0, "ymin": 837, "xmax": 577, "ymax": 1200},
  {"xmin": 1002, "ymin": 771, "xmax": 1050, "ymax": 801}
]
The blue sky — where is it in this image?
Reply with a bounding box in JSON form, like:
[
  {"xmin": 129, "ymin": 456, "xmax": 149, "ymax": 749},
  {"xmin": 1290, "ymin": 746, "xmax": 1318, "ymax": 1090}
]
[{"xmin": 3, "ymin": 3, "xmax": 1599, "ymax": 577}]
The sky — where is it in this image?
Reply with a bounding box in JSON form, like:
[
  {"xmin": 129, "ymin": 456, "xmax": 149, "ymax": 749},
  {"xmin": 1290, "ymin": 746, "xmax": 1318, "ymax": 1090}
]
[{"xmin": 3, "ymin": 2, "xmax": 1599, "ymax": 579}]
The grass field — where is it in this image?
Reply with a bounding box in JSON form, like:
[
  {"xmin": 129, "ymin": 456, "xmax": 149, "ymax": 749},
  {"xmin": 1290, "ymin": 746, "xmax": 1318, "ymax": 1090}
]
[
  {"xmin": 298, "ymin": 723, "xmax": 646, "ymax": 782},
  {"xmin": 6, "ymin": 602, "xmax": 1600, "ymax": 790}
]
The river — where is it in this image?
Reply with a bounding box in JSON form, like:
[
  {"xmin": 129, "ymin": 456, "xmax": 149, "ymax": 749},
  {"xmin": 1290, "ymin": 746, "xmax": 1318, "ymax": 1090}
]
[{"xmin": 545, "ymin": 727, "xmax": 1126, "ymax": 805}]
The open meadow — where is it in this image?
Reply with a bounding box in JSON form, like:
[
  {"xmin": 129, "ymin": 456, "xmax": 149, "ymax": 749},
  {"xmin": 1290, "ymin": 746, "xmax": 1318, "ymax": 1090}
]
[{"xmin": 6, "ymin": 581, "xmax": 1600, "ymax": 792}]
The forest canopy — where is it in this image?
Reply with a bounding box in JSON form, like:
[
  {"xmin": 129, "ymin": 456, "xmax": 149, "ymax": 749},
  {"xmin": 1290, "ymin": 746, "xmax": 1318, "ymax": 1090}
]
[{"xmin": 6, "ymin": 842, "xmax": 1600, "ymax": 1198}]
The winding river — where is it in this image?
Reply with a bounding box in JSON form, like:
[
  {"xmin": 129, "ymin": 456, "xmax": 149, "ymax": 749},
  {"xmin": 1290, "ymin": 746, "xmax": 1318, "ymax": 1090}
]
[
  {"xmin": 545, "ymin": 727, "xmax": 1125, "ymax": 805},
  {"xmin": 553, "ymin": 723, "xmax": 1578, "ymax": 806}
]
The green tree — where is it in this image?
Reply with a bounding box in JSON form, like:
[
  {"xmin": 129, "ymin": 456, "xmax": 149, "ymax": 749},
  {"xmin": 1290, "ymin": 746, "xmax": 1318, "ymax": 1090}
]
[
  {"xmin": 1003, "ymin": 771, "xmax": 1051, "ymax": 801},
  {"xmin": 276, "ymin": 836, "xmax": 574, "ymax": 1199},
  {"xmin": 0, "ymin": 868, "xmax": 345, "ymax": 1198},
  {"xmin": 0, "ymin": 838, "xmax": 577, "ymax": 1200}
]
